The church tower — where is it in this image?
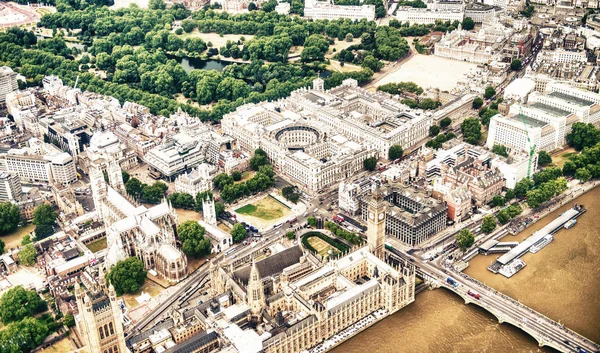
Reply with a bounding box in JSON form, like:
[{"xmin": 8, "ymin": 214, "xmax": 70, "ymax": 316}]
[
  {"xmin": 106, "ymin": 159, "xmax": 125, "ymax": 193},
  {"xmin": 89, "ymin": 165, "xmax": 107, "ymax": 220},
  {"xmin": 247, "ymin": 259, "xmax": 265, "ymax": 316},
  {"xmin": 203, "ymin": 195, "xmax": 217, "ymax": 226},
  {"xmin": 75, "ymin": 267, "xmax": 127, "ymax": 353},
  {"xmin": 367, "ymin": 183, "xmax": 387, "ymax": 260}
]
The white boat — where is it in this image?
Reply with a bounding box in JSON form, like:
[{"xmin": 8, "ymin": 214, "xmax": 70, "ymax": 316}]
[
  {"xmin": 564, "ymin": 219, "xmax": 577, "ymax": 229},
  {"xmin": 530, "ymin": 234, "xmax": 554, "ymax": 254}
]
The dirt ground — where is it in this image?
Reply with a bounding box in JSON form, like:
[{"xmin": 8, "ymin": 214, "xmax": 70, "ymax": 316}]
[
  {"xmin": 1, "ymin": 224, "xmax": 35, "ymax": 251},
  {"xmin": 37, "ymin": 337, "xmax": 75, "ymax": 353},
  {"xmin": 176, "ymin": 208, "xmax": 202, "ymax": 223},
  {"xmin": 328, "ymin": 60, "xmax": 363, "ymax": 73},
  {"xmin": 375, "ymin": 54, "xmax": 476, "ymax": 91},
  {"xmin": 122, "ymin": 280, "xmax": 165, "ymax": 309},
  {"xmin": 551, "ymin": 147, "xmax": 576, "ymax": 169}
]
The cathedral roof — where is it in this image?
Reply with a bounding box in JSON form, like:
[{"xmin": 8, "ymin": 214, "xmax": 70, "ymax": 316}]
[{"xmin": 233, "ymin": 246, "xmax": 303, "ymax": 286}]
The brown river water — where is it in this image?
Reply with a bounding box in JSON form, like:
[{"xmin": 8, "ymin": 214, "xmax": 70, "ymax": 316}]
[{"xmin": 332, "ymin": 187, "xmax": 600, "ymax": 353}]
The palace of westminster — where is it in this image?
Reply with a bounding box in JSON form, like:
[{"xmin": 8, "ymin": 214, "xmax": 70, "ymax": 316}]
[{"xmin": 75, "ymin": 179, "xmax": 415, "ymax": 353}]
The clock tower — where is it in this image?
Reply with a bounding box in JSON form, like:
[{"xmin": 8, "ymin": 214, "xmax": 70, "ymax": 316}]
[{"xmin": 367, "ymin": 183, "xmax": 387, "ymax": 260}]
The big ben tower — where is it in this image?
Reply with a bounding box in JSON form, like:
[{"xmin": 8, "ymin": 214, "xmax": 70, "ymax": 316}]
[{"xmin": 367, "ymin": 183, "xmax": 387, "ymax": 260}]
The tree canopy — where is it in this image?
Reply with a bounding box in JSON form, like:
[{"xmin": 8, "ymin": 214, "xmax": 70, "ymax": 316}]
[
  {"xmin": 461, "ymin": 118, "xmax": 482, "ymax": 145},
  {"xmin": 107, "ymin": 257, "xmax": 147, "ymax": 296},
  {"xmin": 510, "ymin": 59, "xmax": 522, "ymax": 71},
  {"xmin": 461, "ymin": 17, "xmax": 475, "ymax": 30},
  {"xmin": 0, "ymin": 286, "xmax": 47, "ymax": 324},
  {"xmin": 33, "ymin": 204, "xmax": 56, "ymax": 226},
  {"xmin": 177, "ymin": 221, "xmax": 211, "ymax": 258},
  {"xmin": 363, "ymin": 157, "xmax": 377, "ymax": 171},
  {"xmin": 481, "ymin": 215, "xmax": 497, "ymax": 234},
  {"xmin": 19, "ymin": 244, "xmax": 37, "ymax": 266},
  {"xmin": 472, "ymin": 97, "xmax": 483, "ymax": 109},
  {"xmin": 566, "ymin": 122, "xmax": 600, "ymax": 151},
  {"xmin": 388, "ymin": 145, "xmax": 404, "ymax": 160},
  {"xmin": 230, "ymin": 223, "xmax": 247, "ymax": 243},
  {"xmin": 484, "ymin": 86, "xmax": 496, "ymax": 99},
  {"xmin": 538, "ymin": 151, "xmax": 553, "ymax": 166},
  {"xmin": 455, "ymin": 229, "xmax": 474, "ymax": 251},
  {"xmin": 492, "ymin": 144, "xmax": 508, "ymax": 157},
  {"xmin": 0, "ymin": 202, "xmax": 20, "ymax": 236}
]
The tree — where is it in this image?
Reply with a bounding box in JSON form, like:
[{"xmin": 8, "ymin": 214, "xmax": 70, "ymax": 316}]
[
  {"xmin": 538, "ymin": 151, "xmax": 552, "ymax": 166},
  {"xmin": 122, "ymin": 171, "xmax": 130, "ymax": 184},
  {"xmin": 472, "ymin": 97, "xmax": 484, "ymax": 109},
  {"xmin": 514, "ymin": 178, "xmax": 534, "ymax": 198},
  {"xmin": 0, "ymin": 317, "xmax": 50, "ymax": 353},
  {"xmin": 440, "ymin": 117, "xmax": 452, "ymax": 128},
  {"xmin": 481, "ymin": 215, "xmax": 497, "ymax": 234},
  {"xmin": 505, "ymin": 189, "xmax": 515, "ymax": 201},
  {"xmin": 429, "ymin": 125, "xmax": 440, "ymax": 137},
  {"xmin": 177, "ymin": 221, "xmax": 211, "ymax": 258},
  {"xmin": 566, "ymin": 122, "xmax": 600, "ymax": 151},
  {"xmin": 19, "ymin": 244, "xmax": 37, "ymax": 266},
  {"xmin": 250, "ymin": 149, "xmax": 269, "ymax": 171},
  {"xmin": 574, "ymin": 167, "xmax": 592, "ymax": 182},
  {"xmin": 0, "ymin": 202, "xmax": 20, "ymax": 235},
  {"xmin": 63, "ymin": 313, "xmax": 75, "ymax": 327},
  {"xmin": 491, "ymin": 195, "xmax": 505, "ymax": 207},
  {"xmin": 149, "ymin": 0, "xmax": 166, "ymax": 9},
  {"xmin": 484, "ymin": 86, "xmax": 496, "ymax": 100},
  {"xmin": 562, "ymin": 160, "xmax": 577, "ymax": 176},
  {"xmin": 33, "ymin": 204, "xmax": 57, "ymax": 226},
  {"xmin": 345, "ymin": 33, "xmax": 354, "ymax": 42},
  {"xmin": 455, "ymin": 229, "xmax": 475, "ymax": 251},
  {"xmin": 510, "ymin": 59, "xmax": 522, "ymax": 71},
  {"xmin": 35, "ymin": 223, "xmax": 54, "ymax": 240},
  {"xmin": 492, "ymin": 144, "xmax": 508, "ymax": 157},
  {"xmin": 363, "ymin": 157, "xmax": 377, "ymax": 171},
  {"xmin": 461, "ymin": 118, "xmax": 482, "ymax": 145},
  {"xmin": 361, "ymin": 55, "xmax": 384, "ymax": 72},
  {"xmin": 388, "ymin": 145, "xmax": 404, "ymax": 161},
  {"xmin": 248, "ymin": 1, "xmax": 257, "ymax": 10},
  {"xmin": 0, "ymin": 286, "xmax": 46, "ymax": 324},
  {"xmin": 232, "ymin": 171, "xmax": 242, "ymax": 181},
  {"xmin": 497, "ymin": 210, "xmax": 510, "ymax": 225},
  {"xmin": 107, "ymin": 257, "xmax": 147, "ymax": 296},
  {"xmin": 462, "ymin": 17, "xmax": 475, "ymax": 30},
  {"xmin": 307, "ymin": 216, "xmax": 317, "ymax": 227},
  {"xmin": 286, "ymin": 231, "xmax": 296, "ymax": 240},
  {"xmin": 125, "ymin": 178, "xmax": 144, "ymax": 199},
  {"xmin": 282, "ymin": 186, "xmax": 300, "ymax": 204},
  {"xmin": 213, "ymin": 173, "xmax": 234, "ymax": 190},
  {"xmin": 230, "ymin": 223, "xmax": 247, "ymax": 243}
]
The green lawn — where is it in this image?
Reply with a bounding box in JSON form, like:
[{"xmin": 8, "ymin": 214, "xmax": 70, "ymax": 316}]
[
  {"xmin": 235, "ymin": 196, "xmax": 288, "ymax": 220},
  {"xmin": 86, "ymin": 238, "xmax": 107, "ymax": 253}
]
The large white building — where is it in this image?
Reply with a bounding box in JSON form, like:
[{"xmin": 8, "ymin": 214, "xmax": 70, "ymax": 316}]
[
  {"xmin": 487, "ymin": 83, "xmax": 600, "ymax": 153},
  {"xmin": 395, "ymin": 7, "xmax": 464, "ymax": 25},
  {"xmin": 303, "ymin": 0, "xmax": 375, "ymax": 20},
  {"xmin": 0, "ymin": 66, "xmax": 18, "ymax": 105},
  {"xmin": 223, "ymin": 79, "xmax": 432, "ymax": 194},
  {"xmin": 0, "ymin": 142, "xmax": 77, "ymax": 186},
  {"xmin": 0, "ymin": 171, "xmax": 22, "ymax": 203},
  {"xmin": 174, "ymin": 163, "xmax": 215, "ymax": 196}
]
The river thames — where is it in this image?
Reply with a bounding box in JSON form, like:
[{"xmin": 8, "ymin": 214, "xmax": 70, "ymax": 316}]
[{"xmin": 332, "ymin": 186, "xmax": 600, "ymax": 353}]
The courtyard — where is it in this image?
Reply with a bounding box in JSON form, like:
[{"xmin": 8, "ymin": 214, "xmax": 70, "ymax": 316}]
[
  {"xmin": 375, "ymin": 54, "xmax": 477, "ymax": 92},
  {"xmin": 1, "ymin": 223, "xmax": 35, "ymax": 250},
  {"xmin": 85, "ymin": 238, "xmax": 107, "ymax": 253},
  {"xmin": 302, "ymin": 231, "xmax": 349, "ymax": 257},
  {"xmin": 234, "ymin": 195, "xmax": 292, "ymax": 229}
]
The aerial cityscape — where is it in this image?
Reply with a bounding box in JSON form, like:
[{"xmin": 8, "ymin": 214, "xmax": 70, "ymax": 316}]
[{"xmin": 0, "ymin": 0, "xmax": 598, "ymax": 351}]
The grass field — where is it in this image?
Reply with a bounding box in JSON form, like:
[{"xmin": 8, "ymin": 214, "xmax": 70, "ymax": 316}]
[
  {"xmin": 1, "ymin": 224, "xmax": 35, "ymax": 250},
  {"xmin": 307, "ymin": 236, "xmax": 337, "ymax": 256},
  {"xmin": 86, "ymin": 238, "xmax": 107, "ymax": 253},
  {"xmin": 236, "ymin": 196, "xmax": 290, "ymax": 221},
  {"xmin": 178, "ymin": 30, "xmax": 254, "ymax": 50}
]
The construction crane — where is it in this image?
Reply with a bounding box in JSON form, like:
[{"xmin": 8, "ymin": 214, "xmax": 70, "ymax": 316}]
[
  {"xmin": 73, "ymin": 74, "xmax": 79, "ymax": 90},
  {"xmin": 520, "ymin": 107, "xmax": 536, "ymax": 179}
]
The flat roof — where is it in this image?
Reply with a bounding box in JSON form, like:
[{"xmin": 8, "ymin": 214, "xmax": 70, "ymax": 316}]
[
  {"xmin": 529, "ymin": 102, "xmax": 571, "ymax": 118},
  {"xmin": 509, "ymin": 114, "xmax": 548, "ymax": 128},
  {"xmin": 497, "ymin": 208, "xmax": 579, "ymax": 265},
  {"xmin": 548, "ymin": 91, "xmax": 595, "ymax": 107}
]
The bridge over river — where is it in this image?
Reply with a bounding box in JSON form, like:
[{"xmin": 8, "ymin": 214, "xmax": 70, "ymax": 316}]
[{"xmin": 386, "ymin": 238, "xmax": 599, "ymax": 353}]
